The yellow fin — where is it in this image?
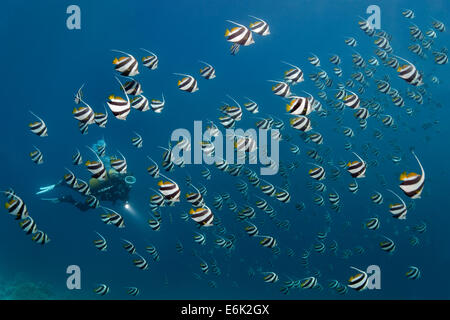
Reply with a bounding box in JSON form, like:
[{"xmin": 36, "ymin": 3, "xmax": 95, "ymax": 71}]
[
  {"xmin": 397, "ymin": 65, "xmax": 406, "ymax": 72},
  {"xmin": 399, "ymin": 171, "xmax": 408, "ymax": 180}
]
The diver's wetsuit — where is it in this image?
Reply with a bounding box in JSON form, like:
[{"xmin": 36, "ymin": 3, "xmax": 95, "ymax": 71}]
[
  {"xmin": 39, "ymin": 171, "xmax": 134, "ymax": 211},
  {"xmin": 92, "ymin": 174, "xmax": 131, "ymax": 203},
  {"xmin": 59, "ymin": 195, "xmax": 91, "ymax": 211}
]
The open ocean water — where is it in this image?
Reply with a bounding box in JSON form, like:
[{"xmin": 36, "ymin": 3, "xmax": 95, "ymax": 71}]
[{"xmin": 0, "ymin": 0, "xmax": 449, "ymax": 300}]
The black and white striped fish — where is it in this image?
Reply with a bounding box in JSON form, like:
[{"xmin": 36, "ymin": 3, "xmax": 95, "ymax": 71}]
[
  {"xmin": 146, "ymin": 245, "xmax": 160, "ymax": 261},
  {"xmin": 328, "ymin": 190, "xmax": 340, "ymax": 206},
  {"xmin": 396, "ymin": 56, "xmax": 423, "ymax": 86},
  {"xmin": 368, "ymin": 57, "xmax": 379, "ymax": 66},
  {"xmin": 158, "ymin": 175, "xmax": 180, "ymax": 202},
  {"xmin": 225, "ymin": 20, "xmax": 255, "ymax": 46},
  {"xmin": 131, "ymin": 94, "xmax": 149, "ymax": 112},
  {"xmin": 110, "ymin": 151, "xmax": 127, "ymax": 174},
  {"xmin": 64, "ymin": 168, "xmax": 78, "ymax": 188},
  {"xmin": 77, "ymin": 121, "xmax": 90, "ymax": 134},
  {"xmin": 199, "ymin": 61, "xmax": 216, "ymax": 79},
  {"xmin": 348, "ymin": 180, "xmax": 359, "ymax": 193},
  {"xmin": 260, "ymin": 179, "xmax": 276, "ymax": 196},
  {"xmin": 189, "ymin": 206, "xmax": 214, "ymax": 226},
  {"xmin": 75, "ymin": 179, "xmax": 91, "ymax": 196},
  {"xmin": 19, "ymin": 216, "xmax": 37, "ymax": 235},
  {"xmin": 329, "ymin": 54, "xmax": 341, "ymax": 65},
  {"xmin": 387, "ymin": 189, "xmax": 407, "ymax": 219},
  {"xmin": 365, "ymin": 217, "xmax": 380, "ymax": 230},
  {"xmin": 126, "ymin": 287, "xmax": 140, "ymax": 296},
  {"xmin": 122, "ymin": 78, "xmax": 143, "ymax": 95},
  {"xmin": 308, "ymin": 132, "xmax": 323, "ymax": 145},
  {"xmin": 244, "ymin": 221, "xmax": 259, "ymax": 237},
  {"xmin": 93, "ymin": 232, "xmax": 107, "ymax": 251},
  {"xmin": 133, "ymin": 254, "xmax": 149, "ymax": 270},
  {"xmin": 72, "ymin": 149, "xmax": 82, "ymax": 165},
  {"xmin": 262, "ymin": 272, "xmax": 278, "ymax": 283},
  {"xmin": 257, "ymin": 235, "xmax": 277, "ymax": 248},
  {"xmin": 234, "ymin": 135, "xmax": 257, "ymax": 153},
  {"xmin": 308, "ymin": 54, "xmax": 320, "ymax": 66},
  {"xmin": 342, "ymin": 90, "xmax": 360, "ymax": 109},
  {"xmin": 151, "ymin": 93, "xmax": 165, "ymax": 113},
  {"xmin": 269, "ymin": 80, "xmax": 291, "ymax": 98},
  {"xmin": 85, "ymin": 146, "xmax": 107, "ymax": 181},
  {"xmin": 86, "ymin": 195, "xmax": 100, "ymax": 208},
  {"xmin": 185, "ymin": 184, "xmax": 205, "ymax": 208},
  {"xmin": 406, "ymin": 266, "xmax": 421, "ymax": 280},
  {"xmin": 433, "ymin": 51, "xmax": 448, "ymax": 65},
  {"xmin": 345, "ymin": 37, "xmax": 357, "ymax": 47},
  {"xmin": 402, "ymin": 9, "xmax": 414, "ymax": 19},
  {"xmin": 300, "ymin": 277, "xmax": 317, "ymax": 289},
  {"xmin": 4, "ymin": 192, "xmax": 29, "ymax": 220},
  {"xmin": 141, "ymin": 48, "xmax": 158, "ymax": 70},
  {"xmin": 107, "ymin": 77, "xmax": 131, "ymax": 120},
  {"xmin": 96, "ymin": 144, "xmax": 106, "ymax": 157},
  {"xmin": 290, "ymin": 115, "xmax": 311, "ymax": 132},
  {"xmin": 94, "ymin": 284, "xmax": 109, "ymax": 296},
  {"xmin": 346, "ymin": 152, "xmax": 366, "ymax": 178},
  {"xmin": 122, "ymin": 239, "xmax": 136, "ymax": 254},
  {"xmin": 354, "ymin": 107, "xmax": 369, "ymax": 120},
  {"xmin": 174, "ymin": 73, "xmax": 198, "ymax": 93},
  {"xmin": 94, "ymin": 106, "xmax": 108, "ymax": 127},
  {"xmin": 379, "ymin": 236, "xmax": 396, "ymax": 253},
  {"xmin": 348, "ymin": 266, "xmax": 368, "ymax": 291},
  {"xmin": 282, "ymin": 61, "xmax": 304, "ymax": 84},
  {"xmin": 309, "ymin": 164, "xmax": 325, "ymax": 180},
  {"xmin": 30, "ymin": 146, "xmax": 43, "ymax": 164},
  {"xmin": 112, "ymin": 49, "xmax": 139, "ymax": 76},
  {"xmin": 342, "ymin": 127, "xmax": 354, "ymax": 137},
  {"xmin": 32, "ymin": 230, "xmax": 50, "ymax": 245},
  {"xmin": 275, "ymin": 187, "xmax": 291, "ymax": 203},
  {"xmin": 249, "ymin": 15, "xmax": 270, "ymax": 35},
  {"xmin": 371, "ymin": 191, "xmax": 383, "ymax": 204},
  {"xmin": 131, "ymin": 132, "xmax": 143, "ymax": 148},
  {"xmin": 28, "ymin": 111, "xmax": 48, "ymax": 137},
  {"xmin": 146, "ymin": 157, "xmax": 159, "ymax": 178},
  {"xmin": 101, "ymin": 207, "xmax": 125, "ymax": 228},
  {"xmin": 219, "ymin": 115, "xmax": 235, "ymax": 129},
  {"xmin": 432, "ymin": 19, "xmax": 446, "ymax": 32},
  {"xmin": 243, "ymin": 97, "xmax": 259, "ymax": 113},
  {"xmin": 399, "ymin": 151, "xmax": 425, "ymax": 199},
  {"xmin": 148, "ymin": 216, "xmax": 161, "ymax": 231},
  {"xmin": 286, "ymin": 96, "xmax": 311, "ymax": 115}
]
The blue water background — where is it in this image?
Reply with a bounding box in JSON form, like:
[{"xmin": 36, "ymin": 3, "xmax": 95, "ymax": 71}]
[{"xmin": 0, "ymin": 0, "xmax": 449, "ymax": 299}]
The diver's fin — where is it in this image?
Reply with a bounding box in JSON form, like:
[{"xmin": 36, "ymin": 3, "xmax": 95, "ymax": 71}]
[
  {"xmin": 40, "ymin": 197, "xmax": 61, "ymax": 204},
  {"xmin": 36, "ymin": 184, "xmax": 56, "ymax": 195}
]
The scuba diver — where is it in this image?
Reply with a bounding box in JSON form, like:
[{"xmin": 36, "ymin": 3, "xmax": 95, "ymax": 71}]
[{"xmin": 37, "ymin": 139, "xmax": 136, "ymax": 211}]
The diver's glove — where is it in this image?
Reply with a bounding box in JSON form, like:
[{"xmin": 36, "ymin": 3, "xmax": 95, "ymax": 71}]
[{"xmin": 36, "ymin": 184, "xmax": 56, "ymax": 195}]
